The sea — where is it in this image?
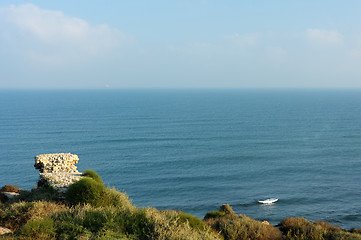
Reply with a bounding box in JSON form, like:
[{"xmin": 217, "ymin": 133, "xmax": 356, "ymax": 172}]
[{"xmin": 0, "ymin": 89, "xmax": 361, "ymax": 229}]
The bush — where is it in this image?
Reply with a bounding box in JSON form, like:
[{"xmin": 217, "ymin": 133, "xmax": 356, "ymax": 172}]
[
  {"xmin": 205, "ymin": 204, "xmax": 282, "ymax": 240},
  {"xmin": 280, "ymin": 217, "xmax": 316, "ymax": 239},
  {"xmin": 102, "ymin": 187, "xmax": 135, "ymax": 211},
  {"xmin": 125, "ymin": 208, "xmax": 220, "ymax": 240},
  {"xmin": 65, "ymin": 177, "xmax": 134, "ymax": 210},
  {"xmin": 280, "ymin": 217, "xmax": 361, "ymax": 240},
  {"xmin": 0, "ymin": 201, "xmax": 65, "ymax": 231},
  {"xmin": 52, "ymin": 206, "xmax": 98, "ymax": 239},
  {"xmin": 20, "ymin": 217, "xmax": 56, "ymax": 239},
  {"xmin": 204, "ymin": 210, "xmax": 226, "ymax": 219},
  {"xmin": 65, "ymin": 177, "xmax": 105, "ymax": 207},
  {"xmin": 82, "ymin": 169, "xmax": 103, "ymax": 185},
  {"xmin": 1, "ymin": 185, "xmax": 20, "ymax": 193},
  {"xmin": 204, "ymin": 204, "xmax": 237, "ymax": 220},
  {"xmin": 177, "ymin": 211, "xmax": 207, "ymax": 231}
]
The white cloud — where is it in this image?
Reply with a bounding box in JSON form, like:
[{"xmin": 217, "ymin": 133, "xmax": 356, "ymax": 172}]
[
  {"xmin": 0, "ymin": 4, "xmax": 130, "ymax": 65},
  {"xmin": 306, "ymin": 29, "xmax": 343, "ymax": 45},
  {"xmin": 225, "ymin": 32, "xmax": 260, "ymax": 48}
]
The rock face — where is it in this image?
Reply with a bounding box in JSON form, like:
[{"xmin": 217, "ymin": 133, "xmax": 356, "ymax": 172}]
[{"xmin": 35, "ymin": 153, "xmax": 82, "ymax": 191}]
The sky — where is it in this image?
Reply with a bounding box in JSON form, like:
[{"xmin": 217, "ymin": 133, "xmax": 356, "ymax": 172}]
[{"xmin": 1, "ymin": 1, "xmax": 361, "ymax": 89}]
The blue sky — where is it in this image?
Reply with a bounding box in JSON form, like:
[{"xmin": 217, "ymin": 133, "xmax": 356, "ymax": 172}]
[{"xmin": 1, "ymin": 1, "xmax": 361, "ymax": 89}]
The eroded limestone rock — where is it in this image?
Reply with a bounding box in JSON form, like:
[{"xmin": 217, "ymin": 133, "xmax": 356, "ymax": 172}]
[
  {"xmin": 35, "ymin": 153, "xmax": 82, "ymax": 191},
  {"xmin": 0, "ymin": 226, "xmax": 12, "ymax": 236}
]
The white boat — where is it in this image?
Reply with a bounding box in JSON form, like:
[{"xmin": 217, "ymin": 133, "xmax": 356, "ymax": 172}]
[{"xmin": 258, "ymin": 198, "xmax": 278, "ymax": 204}]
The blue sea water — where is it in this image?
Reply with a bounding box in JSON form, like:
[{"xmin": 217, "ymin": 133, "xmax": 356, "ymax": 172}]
[{"xmin": 1, "ymin": 89, "xmax": 361, "ymax": 229}]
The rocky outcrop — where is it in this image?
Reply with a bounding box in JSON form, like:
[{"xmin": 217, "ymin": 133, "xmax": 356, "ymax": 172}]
[
  {"xmin": 34, "ymin": 153, "xmax": 82, "ymax": 192},
  {"xmin": 0, "ymin": 226, "xmax": 12, "ymax": 236}
]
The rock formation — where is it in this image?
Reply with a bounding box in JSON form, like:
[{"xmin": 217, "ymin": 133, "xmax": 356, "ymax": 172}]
[
  {"xmin": 34, "ymin": 153, "xmax": 82, "ymax": 191},
  {"xmin": 0, "ymin": 227, "xmax": 12, "ymax": 236}
]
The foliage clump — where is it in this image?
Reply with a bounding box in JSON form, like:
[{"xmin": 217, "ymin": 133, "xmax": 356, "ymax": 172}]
[
  {"xmin": 20, "ymin": 217, "xmax": 56, "ymax": 240},
  {"xmin": 204, "ymin": 203, "xmax": 236, "ymax": 220},
  {"xmin": 82, "ymin": 169, "xmax": 103, "ymax": 185},
  {"xmin": 65, "ymin": 177, "xmax": 105, "ymax": 207},
  {"xmin": 177, "ymin": 211, "xmax": 208, "ymax": 231},
  {"xmin": 280, "ymin": 217, "xmax": 361, "ymax": 240},
  {"xmin": 65, "ymin": 176, "xmax": 134, "ymax": 210},
  {"xmin": 0, "ymin": 201, "xmax": 65, "ymax": 231},
  {"xmin": 122, "ymin": 207, "xmax": 219, "ymax": 240},
  {"xmin": 204, "ymin": 204, "xmax": 282, "ymax": 240}
]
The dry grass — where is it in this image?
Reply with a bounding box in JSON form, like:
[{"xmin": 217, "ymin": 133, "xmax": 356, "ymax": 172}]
[
  {"xmin": 204, "ymin": 204, "xmax": 282, "ymax": 240},
  {"xmin": 0, "ymin": 201, "xmax": 66, "ymax": 231},
  {"xmin": 280, "ymin": 217, "xmax": 361, "ymax": 240},
  {"xmin": 136, "ymin": 207, "xmax": 221, "ymax": 240}
]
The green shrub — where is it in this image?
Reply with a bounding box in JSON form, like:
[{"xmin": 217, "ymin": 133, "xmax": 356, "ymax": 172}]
[
  {"xmin": 204, "ymin": 204, "xmax": 237, "ymax": 220},
  {"xmin": 66, "ymin": 178, "xmax": 134, "ymax": 210},
  {"xmin": 65, "ymin": 177, "xmax": 105, "ymax": 207},
  {"xmin": 102, "ymin": 187, "xmax": 135, "ymax": 211},
  {"xmin": 204, "ymin": 210, "xmax": 227, "ymax": 220},
  {"xmin": 82, "ymin": 210, "xmax": 110, "ymax": 232},
  {"xmin": 20, "ymin": 217, "xmax": 56, "ymax": 239},
  {"xmin": 53, "ymin": 208, "xmax": 93, "ymax": 239},
  {"xmin": 177, "ymin": 211, "xmax": 207, "ymax": 230},
  {"xmin": 82, "ymin": 169, "xmax": 103, "ymax": 185}
]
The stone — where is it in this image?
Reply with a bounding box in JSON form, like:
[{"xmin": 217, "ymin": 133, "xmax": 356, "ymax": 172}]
[
  {"xmin": 35, "ymin": 153, "xmax": 79, "ymax": 173},
  {"xmin": 2, "ymin": 192, "xmax": 19, "ymax": 198},
  {"xmin": 0, "ymin": 226, "xmax": 12, "ymax": 235},
  {"xmin": 34, "ymin": 153, "xmax": 83, "ymax": 191}
]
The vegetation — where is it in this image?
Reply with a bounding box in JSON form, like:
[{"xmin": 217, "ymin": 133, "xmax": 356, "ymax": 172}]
[
  {"xmin": 1, "ymin": 171, "xmax": 361, "ymax": 239},
  {"xmin": 82, "ymin": 169, "xmax": 104, "ymax": 185},
  {"xmin": 280, "ymin": 217, "xmax": 361, "ymax": 240},
  {"xmin": 204, "ymin": 204, "xmax": 282, "ymax": 240},
  {"xmin": 65, "ymin": 177, "xmax": 134, "ymax": 210},
  {"xmin": 14, "ymin": 186, "xmax": 60, "ymax": 202},
  {"xmin": 0, "ymin": 201, "xmax": 65, "ymax": 231},
  {"xmin": 65, "ymin": 177, "xmax": 106, "ymax": 207}
]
